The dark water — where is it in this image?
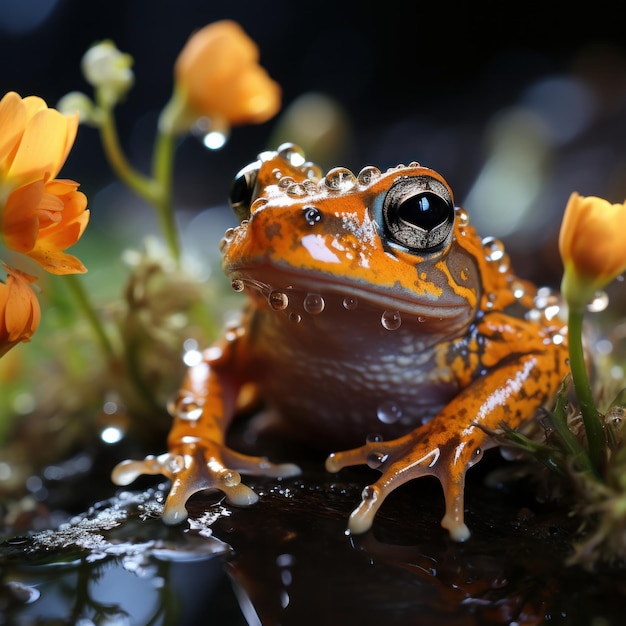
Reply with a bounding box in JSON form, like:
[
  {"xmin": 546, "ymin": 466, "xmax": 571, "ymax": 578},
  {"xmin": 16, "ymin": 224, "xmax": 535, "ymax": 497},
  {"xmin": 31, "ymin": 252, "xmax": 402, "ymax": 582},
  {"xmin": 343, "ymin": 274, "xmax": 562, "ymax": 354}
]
[{"xmin": 2, "ymin": 456, "xmax": 626, "ymax": 625}]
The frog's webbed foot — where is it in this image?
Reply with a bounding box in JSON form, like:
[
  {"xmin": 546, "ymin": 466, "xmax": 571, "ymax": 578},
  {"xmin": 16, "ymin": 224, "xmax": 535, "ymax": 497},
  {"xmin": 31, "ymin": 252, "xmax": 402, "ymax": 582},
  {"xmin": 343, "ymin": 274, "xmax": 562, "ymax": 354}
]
[
  {"xmin": 112, "ymin": 444, "xmax": 301, "ymax": 525},
  {"xmin": 326, "ymin": 433, "xmax": 480, "ymax": 542}
]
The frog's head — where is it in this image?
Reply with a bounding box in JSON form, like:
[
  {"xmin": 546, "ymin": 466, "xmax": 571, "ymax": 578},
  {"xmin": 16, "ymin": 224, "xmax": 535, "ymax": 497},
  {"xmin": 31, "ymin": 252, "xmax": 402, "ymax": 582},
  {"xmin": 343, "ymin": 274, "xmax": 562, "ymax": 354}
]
[{"xmin": 221, "ymin": 144, "xmax": 483, "ymax": 332}]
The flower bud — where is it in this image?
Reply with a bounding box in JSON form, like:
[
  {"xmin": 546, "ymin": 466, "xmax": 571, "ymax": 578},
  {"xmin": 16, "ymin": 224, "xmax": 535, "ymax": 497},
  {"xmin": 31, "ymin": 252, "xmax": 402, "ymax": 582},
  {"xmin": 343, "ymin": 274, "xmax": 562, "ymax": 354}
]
[
  {"xmin": 559, "ymin": 192, "xmax": 626, "ymax": 311},
  {"xmin": 81, "ymin": 40, "xmax": 134, "ymax": 106}
]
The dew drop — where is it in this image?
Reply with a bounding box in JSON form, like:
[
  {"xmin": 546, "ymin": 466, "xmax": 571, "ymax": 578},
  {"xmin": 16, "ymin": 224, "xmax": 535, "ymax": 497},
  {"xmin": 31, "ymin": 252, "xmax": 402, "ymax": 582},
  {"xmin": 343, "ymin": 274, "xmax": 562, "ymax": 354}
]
[
  {"xmin": 511, "ymin": 280, "xmax": 526, "ymax": 299},
  {"xmin": 286, "ymin": 182, "xmax": 307, "ymax": 197},
  {"xmin": 277, "ymin": 143, "xmax": 306, "ymax": 167},
  {"xmin": 302, "ymin": 161, "xmax": 323, "ymax": 180},
  {"xmin": 417, "ymin": 315, "xmax": 426, "ymax": 323},
  {"xmin": 587, "ymin": 290, "xmax": 609, "ymax": 313},
  {"xmin": 361, "ymin": 485, "xmax": 378, "ymax": 501},
  {"xmin": 304, "ymin": 293, "xmax": 325, "ymax": 314},
  {"xmin": 278, "ymin": 176, "xmax": 295, "ymax": 189},
  {"xmin": 342, "ymin": 296, "xmax": 358, "ymax": 310},
  {"xmin": 482, "ymin": 236, "xmax": 506, "ymax": 262},
  {"xmin": 219, "ymin": 469, "xmax": 241, "ymax": 487},
  {"xmin": 324, "ymin": 167, "xmax": 356, "ymax": 192},
  {"xmin": 289, "ymin": 312, "xmax": 302, "ymax": 323},
  {"xmin": 250, "ymin": 197, "xmax": 268, "ymax": 212},
  {"xmin": 268, "ymin": 291, "xmax": 289, "ymax": 311},
  {"xmin": 165, "ymin": 455, "xmax": 185, "ymax": 474},
  {"xmin": 455, "ymin": 206, "xmax": 470, "ymax": 226},
  {"xmin": 366, "ymin": 451, "xmax": 389, "ymax": 469},
  {"xmin": 167, "ymin": 394, "xmax": 203, "ymax": 421},
  {"xmin": 377, "ymin": 400, "xmax": 403, "ymax": 424},
  {"xmin": 356, "ymin": 166, "xmax": 381, "ymax": 186},
  {"xmin": 366, "ymin": 433, "xmax": 384, "ymax": 443},
  {"xmin": 223, "ymin": 227, "xmax": 236, "ymax": 242},
  {"xmin": 381, "ymin": 310, "xmax": 402, "ymax": 330},
  {"xmin": 231, "ymin": 279, "xmax": 245, "ymax": 292}
]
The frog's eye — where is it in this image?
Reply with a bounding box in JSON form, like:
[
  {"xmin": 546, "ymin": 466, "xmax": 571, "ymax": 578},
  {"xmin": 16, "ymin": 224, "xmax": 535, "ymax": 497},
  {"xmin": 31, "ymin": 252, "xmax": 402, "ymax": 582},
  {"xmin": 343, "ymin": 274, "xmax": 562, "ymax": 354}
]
[
  {"xmin": 382, "ymin": 176, "xmax": 454, "ymax": 252},
  {"xmin": 229, "ymin": 160, "xmax": 261, "ymax": 222}
]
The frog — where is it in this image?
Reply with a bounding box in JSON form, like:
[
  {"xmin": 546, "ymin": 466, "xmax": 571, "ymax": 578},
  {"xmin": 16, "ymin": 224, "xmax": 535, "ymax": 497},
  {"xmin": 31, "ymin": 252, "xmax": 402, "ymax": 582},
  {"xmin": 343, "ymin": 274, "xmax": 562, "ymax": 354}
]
[{"xmin": 112, "ymin": 143, "xmax": 569, "ymax": 541}]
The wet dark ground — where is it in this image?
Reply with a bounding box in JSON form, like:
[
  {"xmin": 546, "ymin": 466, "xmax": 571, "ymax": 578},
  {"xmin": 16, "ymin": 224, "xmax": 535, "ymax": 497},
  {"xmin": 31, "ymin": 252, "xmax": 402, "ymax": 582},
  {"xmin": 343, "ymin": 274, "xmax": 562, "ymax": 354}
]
[{"xmin": 2, "ymin": 443, "xmax": 626, "ymax": 626}]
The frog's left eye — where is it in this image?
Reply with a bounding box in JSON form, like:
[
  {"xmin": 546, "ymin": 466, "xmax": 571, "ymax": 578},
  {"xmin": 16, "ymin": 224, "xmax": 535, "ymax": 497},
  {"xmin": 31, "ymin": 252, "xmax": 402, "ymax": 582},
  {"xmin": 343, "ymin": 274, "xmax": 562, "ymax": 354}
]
[
  {"xmin": 382, "ymin": 176, "xmax": 454, "ymax": 252},
  {"xmin": 229, "ymin": 160, "xmax": 261, "ymax": 222}
]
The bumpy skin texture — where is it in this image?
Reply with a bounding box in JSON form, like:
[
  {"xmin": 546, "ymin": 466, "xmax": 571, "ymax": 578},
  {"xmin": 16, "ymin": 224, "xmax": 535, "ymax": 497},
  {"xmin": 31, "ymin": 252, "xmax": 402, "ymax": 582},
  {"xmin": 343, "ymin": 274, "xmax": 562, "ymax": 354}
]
[{"xmin": 112, "ymin": 144, "xmax": 569, "ymax": 541}]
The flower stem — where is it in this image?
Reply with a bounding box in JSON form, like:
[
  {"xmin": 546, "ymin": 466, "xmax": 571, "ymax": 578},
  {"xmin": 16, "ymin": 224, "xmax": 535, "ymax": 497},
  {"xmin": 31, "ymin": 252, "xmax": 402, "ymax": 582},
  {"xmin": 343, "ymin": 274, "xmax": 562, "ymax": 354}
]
[
  {"xmin": 64, "ymin": 274, "xmax": 115, "ymax": 361},
  {"xmin": 568, "ymin": 307, "xmax": 605, "ymax": 472},
  {"xmin": 97, "ymin": 96, "xmax": 160, "ymax": 205},
  {"xmin": 151, "ymin": 127, "xmax": 180, "ymax": 263}
]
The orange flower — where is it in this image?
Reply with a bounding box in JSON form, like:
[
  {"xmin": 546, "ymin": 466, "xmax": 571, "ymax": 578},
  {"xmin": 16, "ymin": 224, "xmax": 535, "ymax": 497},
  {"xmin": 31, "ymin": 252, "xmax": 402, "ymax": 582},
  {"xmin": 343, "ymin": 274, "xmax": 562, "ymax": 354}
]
[
  {"xmin": 0, "ymin": 265, "xmax": 41, "ymax": 357},
  {"xmin": 559, "ymin": 192, "xmax": 626, "ymax": 311},
  {"xmin": 173, "ymin": 20, "xmax": 281, "ymax": 126},
  {"xmin": 0, "ymin": 91, "xmax": 89, "ymax": 274}
]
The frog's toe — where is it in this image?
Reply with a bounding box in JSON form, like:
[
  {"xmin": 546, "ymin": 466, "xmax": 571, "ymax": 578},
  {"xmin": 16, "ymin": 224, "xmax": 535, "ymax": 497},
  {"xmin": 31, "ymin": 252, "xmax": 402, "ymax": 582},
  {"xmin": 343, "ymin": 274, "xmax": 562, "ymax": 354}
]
[
  {"xmin": 162, "ymin": 458, "xmax": 259, "ymax": 525},
  {"xmin": 347, "ymin": 484, "xmax": 384, "ymax": 534},
  {"xmin": 222, "ymin": 447, "xmax": 301, "ymax": 478}
]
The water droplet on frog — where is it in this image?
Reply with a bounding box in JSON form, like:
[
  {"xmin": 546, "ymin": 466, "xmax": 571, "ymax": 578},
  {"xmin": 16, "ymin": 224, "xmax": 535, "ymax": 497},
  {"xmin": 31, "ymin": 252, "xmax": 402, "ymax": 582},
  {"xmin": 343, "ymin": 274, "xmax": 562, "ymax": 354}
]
[
  {"xmin": 219, "ymin": 469, "xmax": 241, "ymax": 487},
  {"xmin": 381, "ymin": 310, "xmax": 401, "ymax": 330},
  {"xmin": 251, "ymin": 197, "xmax": 268, "ymax": 212},
  {"xmin": 511, "ymin": 280, "xmax": 526, "ymax": 299},
  {"xmin": 357, "ymin": 166, "xmax": 381, "ymax": 186},
  {"xmin": 361, "ymin": 485, "xmax": 378, "ymax": 501},
  {"xmin": 268, "ymin": 291, "xmax": 289, "ymax": 310},
  {"xmin": 286, "ymin": 182, "xmax": 307, "ymax": 197},
  {"xmin": 223, "ymin": 227, "xmax": 236, "ymax": 242},
  {"xmin": 304, "ymin": 293, "xmax": 325, "ymax": 314},
  {"xmin": 366, "ymin": 433, "xmax": 384, "ymax": 443},
  {"xmin": 277, "ymin": 142, "xmax": 306, "ymax": 167},
  {"xmin": 303, "ymin": 206, "xmax": 322, "ymax": 225},
  {"xmin": 498, "ymin": 253, "xmax": 511, "ymax": 273},
  {"xmin": 587, "ymin": 290, "xmax": 609, "ymax": 313},
  {"xmin": 278, "ymin": 176, "xmax": 295, "ymax": 189},
  {"xmin": 417, "ymin": 315, "xmax": 426, "ymax": 323},
  {"xmin": 289, "ymin": 312, "xmax": 302, "ymax": 323},
  {"xmin": 167, "ymin": 393, "xmax": 203, "ymax": 421},
  {"xmin": 231, "ymin": 279, "xmax": 245, "ymax": 292},
  {"xmin": 482, "ymin": 236, "xmax": 506, "ymax": 262},
  {"xmin": 165, "ymin": 454, "xmax": 185, "ymax": 474},
  {"xmin": 377, "ymin": 400, "xmax": 403, "ymax": 424},
  {"xmin": 342, "ymin": 296, "xmax": 358, "ymax": 310},
  {"xmin": 302, "ymin": 161, "xmax": 323, "ymax": 180},
  {"xmin": 366, "ymin": 451, "xmax": 389, "ymax": 469},
  {"xmin": 455, "ymin": 206, "xmax": 470, "ymax": 226},
  {"xmin": 324, "ymin": 167, "xmax": 356, "ymax": 192}
]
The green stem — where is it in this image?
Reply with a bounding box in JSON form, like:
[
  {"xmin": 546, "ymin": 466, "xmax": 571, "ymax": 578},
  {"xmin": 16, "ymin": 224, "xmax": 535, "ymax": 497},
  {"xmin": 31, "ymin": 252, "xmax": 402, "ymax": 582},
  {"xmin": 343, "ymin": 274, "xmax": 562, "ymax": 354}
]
[
  {"xmin": 97, "ymin": 96, "xmax": 160, "ymax": 205},
  {"xmin": 151, "ymin": 127, "xmax": 180, "ymax": 263},
  {"xmin": 64, "ymin": 274, "xmax": 115, "ymax": 361},
  {"xmin": 550, "ymin": 375, "xmax": 594, "ymax": 475},
  {"xmin": 568, "ymin": 308, "xmax": 605, "ymax": 472}
]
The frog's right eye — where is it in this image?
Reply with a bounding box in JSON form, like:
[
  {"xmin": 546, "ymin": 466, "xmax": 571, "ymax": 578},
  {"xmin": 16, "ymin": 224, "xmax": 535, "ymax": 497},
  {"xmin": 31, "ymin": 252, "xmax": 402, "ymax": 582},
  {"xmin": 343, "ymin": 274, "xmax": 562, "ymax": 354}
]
[{"xmin": 229, "ymin": 160, "xmax": 261, "ymax": 222}]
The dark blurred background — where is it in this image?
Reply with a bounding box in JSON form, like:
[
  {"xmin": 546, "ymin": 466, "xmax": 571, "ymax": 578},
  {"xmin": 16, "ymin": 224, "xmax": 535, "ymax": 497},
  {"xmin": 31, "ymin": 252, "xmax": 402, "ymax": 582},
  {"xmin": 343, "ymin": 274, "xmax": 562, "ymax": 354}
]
[{"xmin": 2, "ymin": 0, "xmax": 626, "ymax": 286}]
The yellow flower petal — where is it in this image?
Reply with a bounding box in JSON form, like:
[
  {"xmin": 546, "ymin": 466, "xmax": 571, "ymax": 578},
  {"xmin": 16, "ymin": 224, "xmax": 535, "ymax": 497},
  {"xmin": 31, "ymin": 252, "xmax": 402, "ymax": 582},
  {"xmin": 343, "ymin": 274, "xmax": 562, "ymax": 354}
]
[
  {"xmin": 0, "ymin": 92, "xmax": 26, "ymax": 170},
  {"xmin": 0, "ymin": 264, "xmax": 40, "ymax": 356},
  {"xmin": 0, "ymin": 91, "xmax": 89, "ymax": 276},
  {"xmin": 558, "ymin": 191, "xmax": 626, "ymax": 310},
  {"xmin": 8, "ymin": 108, "xmax": 74, "ymax": 187},
  {"xmin": 173, "ymin": 20, "xmax": 280, "ymax": 127},
  {"xmin": 1, "ymin": 179, "xmax": 44, "ymax": 252}
]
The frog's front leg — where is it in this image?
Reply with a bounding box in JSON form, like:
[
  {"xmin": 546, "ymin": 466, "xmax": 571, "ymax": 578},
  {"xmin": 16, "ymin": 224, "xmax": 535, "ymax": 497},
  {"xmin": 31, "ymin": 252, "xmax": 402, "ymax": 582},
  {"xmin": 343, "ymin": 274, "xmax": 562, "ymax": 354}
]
[
  {"xmin": 326, "ymin": 350, "xmax": 564, "ymax": 541},
  {"xmin": 111, "ymin": 336, "xmax": 300, "ymax": 524}
]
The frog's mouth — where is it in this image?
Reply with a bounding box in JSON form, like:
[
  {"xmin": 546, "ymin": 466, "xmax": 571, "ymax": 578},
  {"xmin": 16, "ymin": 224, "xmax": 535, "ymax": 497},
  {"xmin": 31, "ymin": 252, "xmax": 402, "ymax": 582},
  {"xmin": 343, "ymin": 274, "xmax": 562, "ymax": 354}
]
[{"xmin": 227, "ymin": 264, "xmax": 476, "ymax": 329}]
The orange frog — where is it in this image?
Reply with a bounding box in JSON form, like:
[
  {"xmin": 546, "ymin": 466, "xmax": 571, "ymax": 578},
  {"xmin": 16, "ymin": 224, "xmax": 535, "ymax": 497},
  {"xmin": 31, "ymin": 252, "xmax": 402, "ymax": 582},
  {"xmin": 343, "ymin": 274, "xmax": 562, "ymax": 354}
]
[{"xmin": 112, "ymin": 144, "xmax": 569, "ymax": 541}]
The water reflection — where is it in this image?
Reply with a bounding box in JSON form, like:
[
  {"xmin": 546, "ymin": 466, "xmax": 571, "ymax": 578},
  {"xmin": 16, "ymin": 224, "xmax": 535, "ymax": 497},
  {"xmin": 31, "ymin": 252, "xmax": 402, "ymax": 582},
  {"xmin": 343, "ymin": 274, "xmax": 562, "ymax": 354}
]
[
  {"xmin": 1, "ymin": 488, "xmax": 246, "ymax": 625},
  {"xmin": 2, "ymin": 466, "xmax": 626, "ymax": 625}
]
